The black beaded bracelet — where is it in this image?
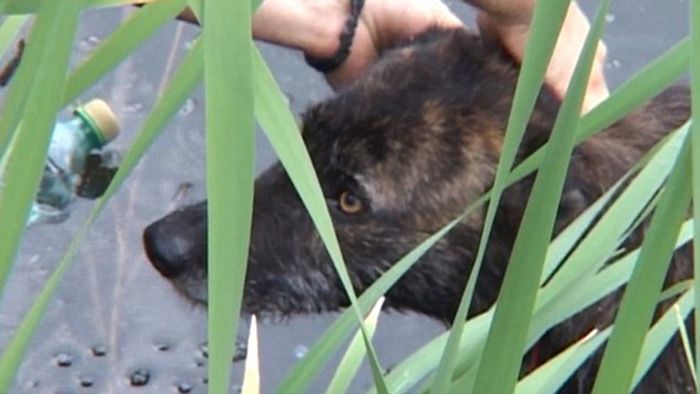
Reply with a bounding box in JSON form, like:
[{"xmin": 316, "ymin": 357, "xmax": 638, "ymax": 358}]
[{"xmin": 304, "ymin": 0, "xmax": 365, "ymax": 73}]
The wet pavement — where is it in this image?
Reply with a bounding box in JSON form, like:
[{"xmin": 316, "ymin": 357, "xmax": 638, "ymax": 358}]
[{"xmin": 0, "ymin": 1, "xmax": 690, "ymax": 393}]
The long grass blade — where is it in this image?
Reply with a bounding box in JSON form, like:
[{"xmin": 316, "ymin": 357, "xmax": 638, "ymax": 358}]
[
  {"xmin": 2, "ymin": 0, "xmax": 140, "ymax": 14},
  {"xmin": 427, "ymin": 20, "xmax": 689, "ymax": 394},
  {"xmin": 448, "ymin": 229, "xmax": 693, "ymax": 394},
  {"xmin": 472, "ymin": 2, "xmax": 611, "ymax": 392},
  {"xmin": 592, "ymin": 136, "xmax": 693, "ymax": 393},
  {"xmin": 380, "ymin": 199, "xmax": 610, "ymax": 393},
  {"xmin": 451, "ymin": 239, "xmax": 694, "ymax": 394},
  {"xmin": 540, "ymin": 124, "xmax": 688, "ymax": 300},
  {"xmin": 326, "ymin": 297, "xmax": 385, "ymax": 394},
  {"xmin": 375, "ymin": 311, "xmax": 493, "ymax": 394},
  {"xmin": 371, "ymin": 129, "xmax": 680, "ymax": 392},
  {"xmin": 690, "ymin": 0, "xmax": 700, "ymax": 382},
  {"xmin": 0, "ymin": 2, "xmax": 81, "ymax": 390},
  {"xmin": 276, "ymin": 203, "xmax": 479, "ymax": 393},
  {"xmin": 633, "ymin": 288, "xmax": 695, "ymax": 388},
  {"xmin": 519, "ymin": 287, "xmax": 695, "ymax": 394},
  {"xmin": 533, "ymin": 219, "xmax": 694, "ymax": 342},
  {"xmin": 675, "ymin": 305, "xmax": 697, "ymax": 387},
  {"xmin": 370, "ymin": 116, "xmax": 690, "ymax": 393},
  {"xmin": 538, "ymin": 126, "xmax": 677, "ymax": 284},
  {"xmin": 0, "ymin": 8, "xmax": 70, "ymax": 160},
  {"xmin": 429, "ymin": 2, "xmax": 571, "ymax": 392},
  {"xmin": 203, "ymin": 0, "xmax": 254, "ymax": 392},
  {"xmin": 515, "ymin": 329, "xmax": 607, "ymax": 394},
  {"xmin": 102, "ymin": 38, "xmax": 203, "ymax": 195},
  {"xmin": 373, "ymin": 217, "xmax": 692, "ymax": 394},
  {"xmin": 541, "ymin": 174, "xmax": 624, "ymax": 283},
  {"xmin": 0, "ymin": 0, "xmax": 80, "ymax": 300},
  {"xmin": 578, "ymin": 37, "xmax": 690, "ymax": 138},
  {"xmin": 251, "ymin": 48, "xmax": 388, "ymax": 393},
  {"xmin": 62, "ymin": 0, "xmax": 187, "ymax": 105},
  {"xmin": 509, "ymin": 36, "xmax": 690, "ymax": 186},
  {"xmin": 0, "ymin": 38, "xmax": 203, "ymax": 394}
]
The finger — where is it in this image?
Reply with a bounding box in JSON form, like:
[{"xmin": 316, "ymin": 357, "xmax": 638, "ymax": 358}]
[{"xmin": 476, "ymin": 4, "xmax": 610, "ymax": 113}]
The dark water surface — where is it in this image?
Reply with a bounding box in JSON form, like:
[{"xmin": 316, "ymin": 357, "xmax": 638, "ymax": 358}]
[{"xmin": 0, "ymin": 1, "xmax": 689, "ymax": 393}]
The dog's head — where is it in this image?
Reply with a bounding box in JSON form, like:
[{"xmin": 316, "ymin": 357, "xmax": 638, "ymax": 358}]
[{"xmin": 143, "ymin": 28, "xmax": 556, "ymax": 321}]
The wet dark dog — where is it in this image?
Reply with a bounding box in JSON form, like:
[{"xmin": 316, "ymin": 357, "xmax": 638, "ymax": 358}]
[{"xmin": 143, "ymin": 28, "xmax": 692, "ymax": 392}]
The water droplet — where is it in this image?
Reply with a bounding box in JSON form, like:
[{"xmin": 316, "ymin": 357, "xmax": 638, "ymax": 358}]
[
  {"xmin": 79, "ymin": 375, "xmax": 94, "ymax": 387},
  {"xmin": 286, "ymin": 93, "xmax": 296, "ymax": 106},
  {"xmin": 123, "ymin": 101, "xmax": 144, "ymax": 113},
  {"xmin": 177, "ymin": 382, "xmax": 193, "ymax": 393},
  {"xmin": 605, "ymin": 13, "xmax": 615, "ymax": 22},
  {"xmin": 193, "ymin": 358, "xmax": 206, "ymax": 367},
  {"xmin": 154, "ymin": 341, "xmax": 171, "ymax": 352},
  {"xmin": 24, "ymin": 379, "xmax": 39, "ymax": 389},
  {"xmin": 198, "ymin": 343, "xmax": 208, "ymax": 358},
  {"xmin": 28, "ymin": 254, "xmax": 40, "ymax": 264},
  {"xmin": 78, "ymin": 35, "xmax": 101, "ymax": 51},
  {"xmin": 606, "ymin": 59, "xmax": 622, "ymax": 69},
  {"xmin": 233, "ymin": 339, "xmax": 247, "ymax": 363},
  {"xmin": 138, "ymin": 81, "xmax": 156, "ymax": 96},
  {"xmin": 55, "ymin": 352, "xmax": 73, "ymax": 367},
  {"xmin": 91, "ymin": 344, "xmax": 107, "ymax": 357},
  {"xmin": 184, "ymin": 39, "xmax": 198, "ymax": 50},
  {"xmin": 293, "ymin": 345, "xmax": 308, "ymax": 359},
  {"xmin": 129, "ymin": 369, "xmax": 150, "ymax": 387},
  {"xmin": 178, "ymin": 98, "xmax": 196, "ymax": 117},
  {"xmin": 202, "ymin": 377, "xmax": 208, "ymax": 385}
]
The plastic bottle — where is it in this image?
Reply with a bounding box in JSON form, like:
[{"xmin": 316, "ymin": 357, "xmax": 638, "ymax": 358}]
[{"xmin": 28, "ymin": 99, "xmax": 120, "ymax": 225}]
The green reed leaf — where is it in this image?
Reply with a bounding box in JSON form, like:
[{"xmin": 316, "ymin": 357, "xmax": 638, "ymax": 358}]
[
  {"xmin": 690, "ymin": 0, "xmax": 700, "ymax": 382},
  {"xmin": 633, "ymin": 287, "xmax": 695, "ymax": 388},
  {"xmin": 430, "ymin": 2, "xmax": 572, "ymax": 392},
  {"xmin": 592, "ymin": 135, "xmax": 693, "ymax": 393},
  {"xmin": 0, "ymin": 37, "xmax": 203, "ymax": 394},
  {"xmin": 63, "ymin": 0, "xmax": 187, "ymax": 105},
  {"xmin": 0, "ymin": 1, "xmax": 81, "ymax": 390},
  {"xmin": 251, "ymin": 46, "xmax": 388, "ymax": 394},
  {"xmin": 0, "ymin": 0, "xmax": 80, "ymax": 305},
  {"xmin": 326, "ymin": 298, "xmax": 386, "ymax": 394},
  {"xmin": 472, "ymin": 2, "xmax": 611, "ymax": 392},
  {"xmin": 540, "ymin": 124, "xmax": 688, "ymax": 301},
  {"xmin": 202, "ymin": 0, "xmax": 254, "ymax": 392}
]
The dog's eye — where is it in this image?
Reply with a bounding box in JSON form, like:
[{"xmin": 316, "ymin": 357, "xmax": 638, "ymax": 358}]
[{"xmin": 338, "ymin": 191, "xmax": 363, "ymax": 214}]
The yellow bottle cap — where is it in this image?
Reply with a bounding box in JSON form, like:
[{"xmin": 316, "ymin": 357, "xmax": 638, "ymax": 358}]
[{"xmin": 75, "ymin": 99, "xmax": 120, "ymax": 146}]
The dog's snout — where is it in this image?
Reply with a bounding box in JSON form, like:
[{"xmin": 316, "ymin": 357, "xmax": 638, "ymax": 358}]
[{"xmin": 143, "ymin": 221, "xmax": 191, "ymax": 278}]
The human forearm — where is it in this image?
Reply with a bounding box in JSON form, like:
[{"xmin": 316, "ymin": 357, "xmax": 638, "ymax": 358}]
[
  {"xmin": 252, "ymin": 0, "xmax": 348, "ymax": 59},
  {"xmin": 140, "ymin": 0, "xmax": 347, "ymax": 59}
]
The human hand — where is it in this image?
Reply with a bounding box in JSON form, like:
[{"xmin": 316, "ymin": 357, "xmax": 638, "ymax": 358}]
[
  {"xmin": 474, "ymin": 1, "xmax": 609, "ymax": 112},
  {"xmin": 162, "ymin": 0, "xmax": 609, "ymax": 111},
  {"xmin": 320, "ymin": 0, "xmax": 463, "ymax": 88},
  {"xmin": 277, "ymin": 0, "xmax": 608, "ymax": 111}
]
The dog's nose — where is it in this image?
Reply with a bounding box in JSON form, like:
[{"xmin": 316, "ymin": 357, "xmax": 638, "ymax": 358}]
[{"xmin": 143, "ymin": 221, "xmax": 190, "ymax": 278}]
